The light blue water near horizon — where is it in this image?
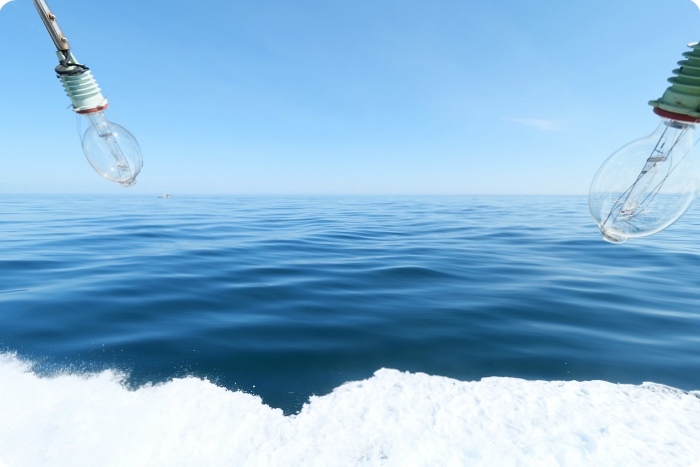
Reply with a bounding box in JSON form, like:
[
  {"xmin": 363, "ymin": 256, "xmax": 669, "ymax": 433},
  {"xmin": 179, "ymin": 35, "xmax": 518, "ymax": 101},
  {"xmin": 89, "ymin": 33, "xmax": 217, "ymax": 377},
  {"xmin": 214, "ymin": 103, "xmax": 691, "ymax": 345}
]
[{"xmin": 1, "ymin": 194, "xmax": 699, "ymax": 415}]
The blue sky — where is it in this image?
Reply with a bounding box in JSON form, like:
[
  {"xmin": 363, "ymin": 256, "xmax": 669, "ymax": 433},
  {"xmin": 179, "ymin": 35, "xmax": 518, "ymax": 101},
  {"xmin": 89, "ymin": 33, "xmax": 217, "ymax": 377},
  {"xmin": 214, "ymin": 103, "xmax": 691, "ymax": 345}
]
[{"xmin": 0, "ymin": 0, "xmax": 699, "ymax": 195}]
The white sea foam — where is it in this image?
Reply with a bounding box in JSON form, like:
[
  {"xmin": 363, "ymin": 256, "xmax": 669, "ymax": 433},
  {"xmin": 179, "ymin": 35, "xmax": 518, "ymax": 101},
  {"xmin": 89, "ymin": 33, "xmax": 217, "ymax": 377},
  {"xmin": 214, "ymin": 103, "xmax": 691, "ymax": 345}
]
[{"xmin": 0, "ymin": 353, "xmax": 699, "ymax": 466}]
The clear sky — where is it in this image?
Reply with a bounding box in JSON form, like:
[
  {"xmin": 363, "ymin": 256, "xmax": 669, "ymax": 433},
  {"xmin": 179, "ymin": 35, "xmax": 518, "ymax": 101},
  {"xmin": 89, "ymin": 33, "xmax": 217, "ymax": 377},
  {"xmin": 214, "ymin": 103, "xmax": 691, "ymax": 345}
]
[{"xmin": 0, "ymin": 0, "xmax": 699, "ymax": 195}]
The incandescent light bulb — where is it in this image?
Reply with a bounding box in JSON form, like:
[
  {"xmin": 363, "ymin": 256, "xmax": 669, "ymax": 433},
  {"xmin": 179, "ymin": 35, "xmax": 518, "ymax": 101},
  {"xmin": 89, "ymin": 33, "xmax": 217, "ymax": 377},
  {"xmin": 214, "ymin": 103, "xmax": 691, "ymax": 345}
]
[
  {"xmin": 589, "ymin": 42, "xmax": 700, "ymax": 243},
  {"xmin": 56, "ymin": 53, "xmax": 143, "ymax": 187}
]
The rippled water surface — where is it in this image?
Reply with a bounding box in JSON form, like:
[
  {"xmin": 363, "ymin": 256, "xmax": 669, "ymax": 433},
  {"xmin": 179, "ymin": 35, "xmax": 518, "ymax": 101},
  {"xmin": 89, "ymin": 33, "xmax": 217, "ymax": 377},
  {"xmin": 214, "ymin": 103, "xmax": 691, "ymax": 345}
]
[{"xmin": 1, "ymin": 195, "xmax": 699, "ymax": 413}]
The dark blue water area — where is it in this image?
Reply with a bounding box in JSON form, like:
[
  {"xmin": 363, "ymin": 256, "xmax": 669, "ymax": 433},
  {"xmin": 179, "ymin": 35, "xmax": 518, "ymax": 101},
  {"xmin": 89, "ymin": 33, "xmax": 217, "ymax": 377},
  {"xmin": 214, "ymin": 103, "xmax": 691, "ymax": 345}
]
[{"xmin": 0, "ymin": 195, "xmax": 699, "ymax": 414}]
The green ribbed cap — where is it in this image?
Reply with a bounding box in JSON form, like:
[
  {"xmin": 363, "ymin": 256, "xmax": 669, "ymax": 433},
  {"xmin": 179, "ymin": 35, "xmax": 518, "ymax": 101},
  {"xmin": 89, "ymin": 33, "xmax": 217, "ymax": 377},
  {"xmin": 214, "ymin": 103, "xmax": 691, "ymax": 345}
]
[
  {"xmin": 55, "ymin": 51, "xmax": 108, "ymax": 113},
  {"xmin": 649, "ymin": 42, "xmax": 700, "ymax": 118}
]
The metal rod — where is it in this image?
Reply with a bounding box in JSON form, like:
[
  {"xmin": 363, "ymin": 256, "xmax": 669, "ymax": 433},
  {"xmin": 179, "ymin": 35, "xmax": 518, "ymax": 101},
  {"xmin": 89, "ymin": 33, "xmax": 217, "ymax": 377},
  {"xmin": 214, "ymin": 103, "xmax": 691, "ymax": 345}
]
[{"xmin": 33, "ymin": 0, "xmax": 70, "ymax": 51}]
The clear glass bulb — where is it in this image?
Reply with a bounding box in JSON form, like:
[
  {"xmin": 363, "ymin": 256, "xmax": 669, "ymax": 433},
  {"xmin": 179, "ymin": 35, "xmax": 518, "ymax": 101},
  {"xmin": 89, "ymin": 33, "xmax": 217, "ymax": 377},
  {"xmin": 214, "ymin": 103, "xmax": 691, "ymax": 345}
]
[
  {"xmin": 589, "ymin": 117, "xmax": 700, "ymax": 243},
  {"xmin": 81, "ymin": 111, "xmax": 143, "ymax": 187}
]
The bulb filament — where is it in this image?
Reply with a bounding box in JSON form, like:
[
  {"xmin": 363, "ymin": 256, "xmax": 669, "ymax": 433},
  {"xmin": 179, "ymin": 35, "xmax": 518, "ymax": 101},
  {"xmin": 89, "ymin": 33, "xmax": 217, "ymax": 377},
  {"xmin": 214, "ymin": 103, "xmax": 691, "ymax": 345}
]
[{"xmin": 87, "ymin": 112, "xmax": 136, "ymax": 185}]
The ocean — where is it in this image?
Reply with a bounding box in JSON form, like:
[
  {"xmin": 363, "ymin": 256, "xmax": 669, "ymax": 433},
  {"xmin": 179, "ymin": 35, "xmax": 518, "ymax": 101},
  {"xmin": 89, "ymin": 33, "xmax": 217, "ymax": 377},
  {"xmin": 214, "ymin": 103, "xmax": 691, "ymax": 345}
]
[{"xmin": 0, "ymin": 194, "xmax": 699, "ymax": 466}]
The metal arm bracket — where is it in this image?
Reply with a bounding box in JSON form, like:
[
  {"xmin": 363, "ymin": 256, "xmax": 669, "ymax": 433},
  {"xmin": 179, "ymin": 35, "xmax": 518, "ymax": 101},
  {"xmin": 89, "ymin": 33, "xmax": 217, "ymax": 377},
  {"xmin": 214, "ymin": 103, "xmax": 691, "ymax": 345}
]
[{"xmin": 33, "ymin": 0, "xmax": 70, "ymax": 51}]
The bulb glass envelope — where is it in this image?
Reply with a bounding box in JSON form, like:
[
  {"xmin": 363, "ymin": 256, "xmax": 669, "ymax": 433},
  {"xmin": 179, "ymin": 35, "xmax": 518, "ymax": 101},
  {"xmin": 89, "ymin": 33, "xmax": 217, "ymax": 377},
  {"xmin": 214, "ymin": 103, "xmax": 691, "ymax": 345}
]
[
  {"xmin": 81, "ymin": 111, "xmax": 142, "ymax": 187},
  {"xmin": 589, "ymin": 117, "xmax": 699, "ymax": 243}
]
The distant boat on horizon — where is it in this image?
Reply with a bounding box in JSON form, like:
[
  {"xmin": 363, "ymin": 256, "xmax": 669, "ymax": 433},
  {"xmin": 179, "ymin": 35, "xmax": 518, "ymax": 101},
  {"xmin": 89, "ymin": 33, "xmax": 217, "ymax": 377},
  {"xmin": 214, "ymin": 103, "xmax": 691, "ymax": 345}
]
[{"xmin": 158, "ymin": 194, "xmax": 172, "ymax": 199}]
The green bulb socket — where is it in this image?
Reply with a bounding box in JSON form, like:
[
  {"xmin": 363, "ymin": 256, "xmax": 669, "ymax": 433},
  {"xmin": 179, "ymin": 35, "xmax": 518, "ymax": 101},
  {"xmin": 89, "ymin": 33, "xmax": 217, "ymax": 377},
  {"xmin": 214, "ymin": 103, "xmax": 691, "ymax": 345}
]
[
  {"xmin": 649, "ymin": 42, "xmax": 700, "ymax": 120},
  {"xmin": 56, "ymin": 51, "xmax": 108, "ymax": 113}
]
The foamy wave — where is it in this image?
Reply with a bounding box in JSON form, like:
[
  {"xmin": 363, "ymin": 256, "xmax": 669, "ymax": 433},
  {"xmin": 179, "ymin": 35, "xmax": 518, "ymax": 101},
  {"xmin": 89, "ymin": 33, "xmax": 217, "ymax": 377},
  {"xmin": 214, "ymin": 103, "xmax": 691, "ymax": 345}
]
[{"xmin": 1, "ymin": 353, "xmax": 699, "ymax": 466}]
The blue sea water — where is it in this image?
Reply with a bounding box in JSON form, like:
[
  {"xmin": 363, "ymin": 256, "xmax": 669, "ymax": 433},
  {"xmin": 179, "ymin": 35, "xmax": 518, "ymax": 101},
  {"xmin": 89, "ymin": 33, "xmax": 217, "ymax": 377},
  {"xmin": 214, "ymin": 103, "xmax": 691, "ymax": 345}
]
[{"xmin": 1, "ymin": 194, "xmax": 699, "ymax": 416}]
